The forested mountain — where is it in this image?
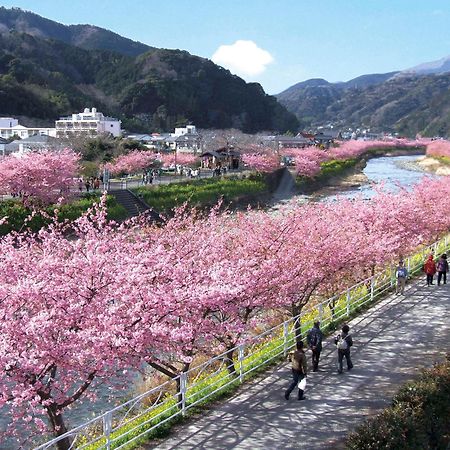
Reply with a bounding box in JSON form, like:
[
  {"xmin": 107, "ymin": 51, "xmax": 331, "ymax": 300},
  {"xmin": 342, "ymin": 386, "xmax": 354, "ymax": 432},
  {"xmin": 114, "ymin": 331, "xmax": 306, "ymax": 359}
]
[
  {"xmin": 0, "ymin": 8, "xmax": 298, "ymax": 133},
  {"xmin": 0, "ymin": 7, "xmax": 151, "ymax": 57},
  {"xmin": 277, "ymin": 68, "xmax": 450, "ymax": 137}
]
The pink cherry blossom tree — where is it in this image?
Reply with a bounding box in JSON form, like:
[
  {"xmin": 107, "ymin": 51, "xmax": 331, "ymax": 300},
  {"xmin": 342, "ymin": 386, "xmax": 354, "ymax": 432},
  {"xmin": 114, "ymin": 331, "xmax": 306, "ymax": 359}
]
[
  {"xmin": 241, "ymin": 153, "xmax": 280, "ymax": 173},
  {"xmin": 103, "ymin": 150, "xmax": 157, "ymax": 175},
  {"xmin": 158, "ymin": 152, "xmax": 200, "ymax": 167},
  {"xmin": 0, "ymin": 202, "xmax": 174, "ymax": 449},
  {"xmin": 426, "ymin": 140, "xmax": 450, "ymax": 159},
  {"xmin": 0, "ymin": 149, "xmax": 80, "ymax": 205}
]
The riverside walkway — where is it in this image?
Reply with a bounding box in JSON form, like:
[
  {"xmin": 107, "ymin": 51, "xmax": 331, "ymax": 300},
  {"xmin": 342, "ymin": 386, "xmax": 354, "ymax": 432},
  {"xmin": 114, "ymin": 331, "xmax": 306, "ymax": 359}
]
[{"xmin": 145, "ymin": 279, "xmax": 450, "ymax": 450}]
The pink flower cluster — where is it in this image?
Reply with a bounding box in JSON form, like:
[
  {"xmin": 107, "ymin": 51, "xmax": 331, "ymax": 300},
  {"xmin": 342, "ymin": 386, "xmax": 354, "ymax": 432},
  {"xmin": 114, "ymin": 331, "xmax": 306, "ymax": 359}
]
[
  {"xmin": 1, "ymin": 175, "xmax": 450, "ymax": 443},
  {"xmin": 0, "ymin": 149, "xmax": 80, "ymax": 205},
  {"xmin": 241, "ymin": 153, "xmax": 280, "ymax": 173},
  {"xmin": 158, "ymin": 153, "xmax": 199, "ymax": 167},
  {"xmin": 104, "ymin": 150, "xmax": 157, "ymax": 175},
  {"xmin": 426, "ymin": 140, "xmax": 450, "ymax": 159}
]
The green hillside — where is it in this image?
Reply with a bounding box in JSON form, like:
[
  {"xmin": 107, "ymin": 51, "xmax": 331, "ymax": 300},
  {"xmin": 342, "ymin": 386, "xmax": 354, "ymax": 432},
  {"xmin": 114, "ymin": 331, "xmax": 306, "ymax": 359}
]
[
  {"xmin": 276, "ymin": 72, "xmax": 450, "ymax": 137},
  {"xmin": 0, "ymin": 8, "xmax": 298, "ymax": 134}
]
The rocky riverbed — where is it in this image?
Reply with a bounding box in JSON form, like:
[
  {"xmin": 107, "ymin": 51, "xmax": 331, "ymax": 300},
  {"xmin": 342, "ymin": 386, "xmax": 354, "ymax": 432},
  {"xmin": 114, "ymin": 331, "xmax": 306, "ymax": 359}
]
[{"xmin": 414, "ymin": 156, "xmax": 450, "ymax": 176}]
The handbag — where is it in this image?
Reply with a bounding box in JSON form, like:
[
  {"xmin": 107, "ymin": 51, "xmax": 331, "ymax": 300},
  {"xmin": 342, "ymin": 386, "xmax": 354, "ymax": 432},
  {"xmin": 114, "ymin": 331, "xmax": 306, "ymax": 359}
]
[{"xmin": 298, "ymin": 377, "xmax": 307, "ymax": 391}]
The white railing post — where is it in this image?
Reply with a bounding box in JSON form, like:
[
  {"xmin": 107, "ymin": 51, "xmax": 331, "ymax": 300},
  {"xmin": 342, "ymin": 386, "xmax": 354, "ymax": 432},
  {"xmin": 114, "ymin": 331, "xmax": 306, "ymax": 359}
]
[
  {"xmin": 103, "ymin": 411, "xmax": 112, "ymax": 450},
  {"xmin": 180, "ymin": 372, "xmax": 187, "ymax": 416},
  {"xmin": 238, "ymin": 344, "xmax": 245, "ymax": 383},
  {"xmin": 283, "ymin": 321, "xmax": 289, "ymax": 356},
  {"xmin": 318, "ymin": 302, "xmax": 324, "ymax": 323},
  {"xmin": 346, "ymin": 289, "xmax": 351, "ymax": 316},
  {"xmin": 390, "ymin": 265, "xmax": 394, "ymax": 288},
  {"xmin": 370, "ymin": 276, "xmax": 375, "ymax": 302}
]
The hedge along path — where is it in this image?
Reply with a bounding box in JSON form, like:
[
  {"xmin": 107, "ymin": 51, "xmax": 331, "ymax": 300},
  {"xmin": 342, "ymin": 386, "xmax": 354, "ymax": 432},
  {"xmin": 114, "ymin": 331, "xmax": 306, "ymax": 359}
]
[{"xmin": 144, "ymin": 270, "xmax": 450, "ymax": 449}]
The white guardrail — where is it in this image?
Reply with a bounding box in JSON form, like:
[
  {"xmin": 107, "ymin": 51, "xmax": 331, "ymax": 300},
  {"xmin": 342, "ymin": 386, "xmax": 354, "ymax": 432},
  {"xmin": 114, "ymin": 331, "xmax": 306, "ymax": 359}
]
[{"xmin": 35, "ymin": 235, "xmax": 449, "ymax": 450}]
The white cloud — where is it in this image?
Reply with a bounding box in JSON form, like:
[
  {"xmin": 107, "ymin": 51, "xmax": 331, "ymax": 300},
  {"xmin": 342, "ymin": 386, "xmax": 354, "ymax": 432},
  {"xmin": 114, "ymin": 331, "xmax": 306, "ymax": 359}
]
[{"xmin": 211, "ymin": 40, "xmax": 274, "ymax": 78}]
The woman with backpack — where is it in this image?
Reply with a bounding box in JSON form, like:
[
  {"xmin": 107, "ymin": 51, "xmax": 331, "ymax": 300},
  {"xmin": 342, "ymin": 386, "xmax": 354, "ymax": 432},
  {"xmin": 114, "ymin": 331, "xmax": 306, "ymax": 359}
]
[
  {"xmin": 423, "ymin": 254, "xmax": 437, "ymax": 286},
  {"xmin": 437, "ymin": 253, "xmax": 449, "ymax": 286},
  {"xmin": 334, "ymin": 324, "xmax": 353, "ymax": 374}
]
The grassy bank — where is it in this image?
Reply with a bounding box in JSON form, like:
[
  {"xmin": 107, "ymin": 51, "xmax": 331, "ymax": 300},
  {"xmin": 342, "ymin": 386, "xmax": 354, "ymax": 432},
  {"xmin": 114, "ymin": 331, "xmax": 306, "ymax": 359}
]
[
  {"xmin": 0, "ymin": 194, "xmax": 128, "ymax": 235},
  {"xmin": 132, "ymin": 175, "xmax": 268, "ymax": 212},
  {"xmin": 296, "ymin": 158, "xmax": 361, "ymax": 191},
  {"xmin": 347, "ymin": 357, "xmax": 450, "ymax": 450}
]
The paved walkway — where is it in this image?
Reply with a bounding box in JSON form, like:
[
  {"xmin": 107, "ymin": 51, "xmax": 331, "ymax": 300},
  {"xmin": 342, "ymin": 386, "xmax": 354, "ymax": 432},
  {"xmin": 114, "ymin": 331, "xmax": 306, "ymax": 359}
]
[{"xmin": 144, "ymin": 279, "xmax": 450, "ymax": 450}]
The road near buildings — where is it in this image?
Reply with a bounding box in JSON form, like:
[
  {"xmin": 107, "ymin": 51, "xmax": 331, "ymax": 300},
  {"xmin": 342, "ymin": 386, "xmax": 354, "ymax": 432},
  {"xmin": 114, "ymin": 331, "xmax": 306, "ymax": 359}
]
[{"xmin": 144, "ymin": 279, "xmax": 450, "ymax": 450}]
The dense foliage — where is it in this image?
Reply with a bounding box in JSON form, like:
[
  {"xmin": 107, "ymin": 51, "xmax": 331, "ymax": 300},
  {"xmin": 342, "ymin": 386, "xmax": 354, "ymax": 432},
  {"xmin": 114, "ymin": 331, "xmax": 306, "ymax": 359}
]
[
  {"xmin": 0, "ymin": 9, "xmax": 299, "ymax": 134},
  {"xmin": 347, "ymin": 358, "xmax": 450, "ymax": 449},
  {"xmin": 0, "ymin": 194, "xmax": 127, "ymax": 235}
]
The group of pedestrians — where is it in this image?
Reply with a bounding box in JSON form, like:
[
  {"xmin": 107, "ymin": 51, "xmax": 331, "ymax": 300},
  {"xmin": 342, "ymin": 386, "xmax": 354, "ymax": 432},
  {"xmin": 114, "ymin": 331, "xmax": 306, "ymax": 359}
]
[
  {"xmin": 423, "ymin": 253, "xmax": 448, "ymax": 286},
  {"xmin": 395, "ymin": 252, "xmax": 448, "ymax": 293},
  {"xmin": 286, "ymin": 252, "xmax": 449, "ymax": 401},
  {"xmin": 78, "ymin": 177, "xmax": 101, "ymax": 193},
  {"xmin": 285, "ymin": 321, "xmax": 353, "ymax": 401}
]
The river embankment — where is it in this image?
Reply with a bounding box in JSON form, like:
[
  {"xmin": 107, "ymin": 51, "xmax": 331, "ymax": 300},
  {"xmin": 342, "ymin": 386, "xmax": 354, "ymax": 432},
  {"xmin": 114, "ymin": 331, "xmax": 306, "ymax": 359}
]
[{"xmin": 413, "ymin": 155, "xmax": 450, "ymax": 176}]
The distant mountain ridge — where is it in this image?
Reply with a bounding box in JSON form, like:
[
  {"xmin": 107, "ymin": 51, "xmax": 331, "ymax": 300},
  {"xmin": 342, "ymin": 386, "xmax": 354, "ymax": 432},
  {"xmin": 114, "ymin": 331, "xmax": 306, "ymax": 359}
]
[
  {"xmin": 0, "ymin": 7, "xmax": 298, "ymax": 133},
  {"xmin": 276, "ymin": 57, "xmax": 450, "ymax": 137},
  {"xmin": 401, "ymin": 55, "xmax": 450, "ymax": 76},
  {"xmin": 0, "ymin": 7, "xmax": 151, "ymax": 56}
]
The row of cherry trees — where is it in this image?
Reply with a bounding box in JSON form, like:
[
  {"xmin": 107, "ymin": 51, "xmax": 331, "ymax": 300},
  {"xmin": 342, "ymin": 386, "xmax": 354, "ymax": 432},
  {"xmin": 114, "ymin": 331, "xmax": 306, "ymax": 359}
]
[
  {"xmin": 243, "ymin": 138, "xmax": 430, "ymax": 176},
  {"xmin": 426, "ymin": 139, "xmax": 450, "ymax": 159},
  {"xmin": 0, "ymin": 138, "xmax": 444, "ymax": 206},
  {"xmin": 103, "ymin": 151, "xmax": 200, "ymax": 176},
  {"xmin": 1, "ymin": 174, "xmax": 450, "ymax": 448}
]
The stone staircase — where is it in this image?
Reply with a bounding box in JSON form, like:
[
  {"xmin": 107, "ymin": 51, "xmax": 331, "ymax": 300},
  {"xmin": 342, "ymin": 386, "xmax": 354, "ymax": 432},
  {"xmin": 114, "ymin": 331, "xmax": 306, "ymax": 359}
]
[{"xmin": 110, "ymin": 189, "xmax": 157, "ymax": 220}]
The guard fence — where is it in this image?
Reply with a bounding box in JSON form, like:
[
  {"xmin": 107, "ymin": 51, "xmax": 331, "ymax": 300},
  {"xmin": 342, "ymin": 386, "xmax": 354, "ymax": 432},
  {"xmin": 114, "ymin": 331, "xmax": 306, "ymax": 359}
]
[{"xmin": 35, "ymin": 234, "xmax": 450, "ymax": 450}]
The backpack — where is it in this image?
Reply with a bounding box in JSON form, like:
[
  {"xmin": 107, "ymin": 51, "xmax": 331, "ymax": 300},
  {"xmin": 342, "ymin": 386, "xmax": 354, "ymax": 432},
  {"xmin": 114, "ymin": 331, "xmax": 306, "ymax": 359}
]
[
  {"xmin": 437, "ymin": 261, "xmax": 445, "ymax": 272},
  {"xmin": 397, "ymin": 268, "xmax": 407, "ymax": 278},
  {"xmin": 337, "ymin": 335, "xmax": 348, "ymax": 350}
]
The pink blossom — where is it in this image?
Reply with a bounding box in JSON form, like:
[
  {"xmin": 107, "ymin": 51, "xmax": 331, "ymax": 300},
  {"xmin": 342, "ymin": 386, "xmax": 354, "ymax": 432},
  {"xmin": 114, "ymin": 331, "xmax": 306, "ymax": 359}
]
[
  {"xmin": 104, "ymin": 150, "xmax": 157, "ymax": 175},
  {"xmin": 426, "ymin": 140, "xmax": 450, "ymax": 159},
  {"xmin": 0, "ymin": 149, "xmax": 80, "ymax": 205}
]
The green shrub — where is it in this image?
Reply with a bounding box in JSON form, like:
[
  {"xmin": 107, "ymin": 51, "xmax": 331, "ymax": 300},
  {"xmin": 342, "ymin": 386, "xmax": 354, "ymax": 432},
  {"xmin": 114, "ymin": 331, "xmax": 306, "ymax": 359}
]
[
  {"xmin": 0, "ymin": 195, "xmax": 127, "ymax": 235},
  {"xmin": 346, "ymin": 359, "xmax": 450, "ymax": 449}
]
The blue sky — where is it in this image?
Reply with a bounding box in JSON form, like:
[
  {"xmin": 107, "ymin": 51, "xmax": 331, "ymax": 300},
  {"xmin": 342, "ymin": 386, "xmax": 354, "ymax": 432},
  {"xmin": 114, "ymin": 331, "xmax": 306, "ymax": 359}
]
[{"xmin": 2, "ymin": 0, "xmax": 450, "ymax": 94}]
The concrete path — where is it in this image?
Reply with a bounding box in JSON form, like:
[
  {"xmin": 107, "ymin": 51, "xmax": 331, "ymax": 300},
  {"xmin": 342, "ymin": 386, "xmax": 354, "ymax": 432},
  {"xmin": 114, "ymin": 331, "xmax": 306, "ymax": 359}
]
[{"xmin": 143, "ymin": 279, "xmax": 450, "ymax": 450}]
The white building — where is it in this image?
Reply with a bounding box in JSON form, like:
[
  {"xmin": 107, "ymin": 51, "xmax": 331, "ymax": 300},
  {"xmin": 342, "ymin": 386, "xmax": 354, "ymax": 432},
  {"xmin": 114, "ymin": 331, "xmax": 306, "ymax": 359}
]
[
  {"xmin": 173, "ymin": 125, "xmax": 197, "ymax": 136},
  {"xmin": 0, "ymin": 117, "xmax": 56, "ymax": 140},
  {"xmin": 55, "ymin": 108, "xmax": 121, "ymax": 138}
]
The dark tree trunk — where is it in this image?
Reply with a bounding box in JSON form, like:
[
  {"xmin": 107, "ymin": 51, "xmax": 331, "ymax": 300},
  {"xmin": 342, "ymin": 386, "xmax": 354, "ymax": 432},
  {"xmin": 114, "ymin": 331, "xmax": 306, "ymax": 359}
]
[
  {"xmin": 224, "ymin": 348, "xmax": 237, "ymax": 376},
  {"xmin": 47, "ymin": 404, "xmax": 71, "ymax": 450}
]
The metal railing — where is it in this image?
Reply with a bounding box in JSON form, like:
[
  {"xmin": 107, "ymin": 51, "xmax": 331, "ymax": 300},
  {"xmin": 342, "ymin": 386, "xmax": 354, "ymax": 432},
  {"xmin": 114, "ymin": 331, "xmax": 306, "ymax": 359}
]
[{"xmin": 35, "ymin": 234, "xmax": 449, "ymax": 449}]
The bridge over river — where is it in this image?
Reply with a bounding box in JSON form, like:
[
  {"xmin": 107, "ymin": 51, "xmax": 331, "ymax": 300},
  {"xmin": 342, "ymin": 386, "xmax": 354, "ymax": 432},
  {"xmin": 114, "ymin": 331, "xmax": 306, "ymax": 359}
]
[{"xmin": 144, "ymin": 279, "xmax": 449, "ymax": 450}]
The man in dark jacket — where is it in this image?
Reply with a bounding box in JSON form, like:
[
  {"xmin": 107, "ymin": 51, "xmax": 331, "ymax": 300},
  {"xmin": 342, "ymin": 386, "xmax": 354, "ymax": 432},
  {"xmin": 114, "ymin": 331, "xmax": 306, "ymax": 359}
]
[
  {"xmin": 285, "ymin": 341, "xmax": 307, "ymax": 400},
  {"xmin": 307, "ymin": 320, "xmax": 323, "ymax": 372},
  {"xmin": 334, "ymin": 324, "xmax": 354, "ymax": 374}
]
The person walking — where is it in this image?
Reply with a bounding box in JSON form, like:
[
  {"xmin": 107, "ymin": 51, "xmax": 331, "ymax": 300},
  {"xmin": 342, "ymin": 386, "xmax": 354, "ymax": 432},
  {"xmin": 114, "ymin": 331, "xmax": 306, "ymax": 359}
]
[
  {"xmin": 306, "ymin": 321, "xmax": 323, "ymax": 372},
  {"xmin": 437, "ymin": 253, "xmax": 449, "ymax": 286},
  {"xmin": 334, "ymin": 324, "xmax": 353, "ymax": 374},
  {"xmin": 285, "ymin": 341, "xmax": 307, "ymax": 401},
  {"xmin": 395, "ymin": 260, "xmax": 408, "ymax": 295},
  {"xmin": 423, "ymin": 254, "xmax": 436, "ymax": 286}
]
